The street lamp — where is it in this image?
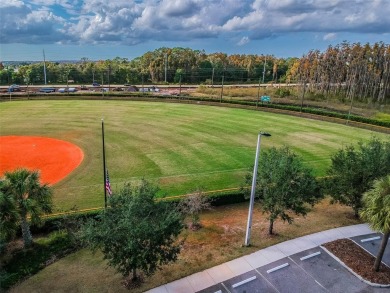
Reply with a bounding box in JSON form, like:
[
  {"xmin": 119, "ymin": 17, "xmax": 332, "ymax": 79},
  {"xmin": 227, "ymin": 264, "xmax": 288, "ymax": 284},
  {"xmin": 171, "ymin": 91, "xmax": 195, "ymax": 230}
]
[{"xmin": 245, "ymin": 131, "xmax": 271, "ymax": 246}]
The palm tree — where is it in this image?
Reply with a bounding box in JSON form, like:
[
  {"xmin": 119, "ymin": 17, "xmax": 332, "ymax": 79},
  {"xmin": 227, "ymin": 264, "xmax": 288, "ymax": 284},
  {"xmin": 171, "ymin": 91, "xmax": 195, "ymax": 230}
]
[
  {"xmin": 3, "ymin": 169, "xmax": 53, "ymax": 248},
  {"xmin": 0, "ymin": 180, "xmax": 19, "ymax": 250},
  {"xmin": 360, "ymin": 175, "xmax": 390, "ymax": 272}
]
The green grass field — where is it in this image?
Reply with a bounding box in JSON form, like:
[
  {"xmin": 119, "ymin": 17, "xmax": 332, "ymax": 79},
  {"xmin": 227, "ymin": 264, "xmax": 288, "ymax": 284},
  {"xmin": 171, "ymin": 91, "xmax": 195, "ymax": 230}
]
[{"xmin": 0, "ymin": 100, "xmax": 387, "ymax": 211}]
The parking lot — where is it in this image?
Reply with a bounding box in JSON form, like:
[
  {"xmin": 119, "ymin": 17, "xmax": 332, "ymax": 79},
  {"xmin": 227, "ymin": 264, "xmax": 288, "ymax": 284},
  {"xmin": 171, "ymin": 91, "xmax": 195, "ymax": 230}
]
[
  {"xmin": 148, "ymin": 226, "xmax": 389, "ymax": 293},
  {"xmin": 197, "ymin": 243, "xmax": 388, "ymax": 293}
]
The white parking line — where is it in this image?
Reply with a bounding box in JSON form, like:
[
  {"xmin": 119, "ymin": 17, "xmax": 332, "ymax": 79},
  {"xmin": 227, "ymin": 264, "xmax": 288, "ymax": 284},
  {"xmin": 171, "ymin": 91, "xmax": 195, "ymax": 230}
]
[
  {"xmin": 360, "ymin": 236, "xmax": 381, "ymax": 243},
  {"xmin": 232, "ymin": 276, "xmax": 257, "ymax": 288},
  {"xmin": 267, "ymin": 263, "xmax": 289, "ymax": 273},
  {"xmin": 300, "ymin": 251, "xmax": 321, "ymax": 261}
]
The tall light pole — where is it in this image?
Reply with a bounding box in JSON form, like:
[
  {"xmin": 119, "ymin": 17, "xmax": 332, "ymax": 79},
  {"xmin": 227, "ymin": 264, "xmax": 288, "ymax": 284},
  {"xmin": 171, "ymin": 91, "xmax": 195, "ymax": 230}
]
[{"xmin": 245, "ymin": 131, "xmax": 271, "ymax": 246}]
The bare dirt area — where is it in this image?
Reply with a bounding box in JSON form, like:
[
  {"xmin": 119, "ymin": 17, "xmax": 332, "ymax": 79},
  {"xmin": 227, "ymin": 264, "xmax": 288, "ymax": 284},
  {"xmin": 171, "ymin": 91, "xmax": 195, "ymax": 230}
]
[
  {"xmin": 323, "ymin": 239, "xmax": 390, "ymax": 285},
  {"xmin": 0, "ymin": 136, "xmax": 84, "ymax": 184}
]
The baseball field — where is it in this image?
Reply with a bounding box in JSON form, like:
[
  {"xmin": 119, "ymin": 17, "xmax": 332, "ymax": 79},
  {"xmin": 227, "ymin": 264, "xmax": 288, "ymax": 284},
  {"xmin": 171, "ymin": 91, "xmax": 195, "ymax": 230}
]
[{"xmin": 0, "ymin": 99, "xmax": 387, "ymax": 211}]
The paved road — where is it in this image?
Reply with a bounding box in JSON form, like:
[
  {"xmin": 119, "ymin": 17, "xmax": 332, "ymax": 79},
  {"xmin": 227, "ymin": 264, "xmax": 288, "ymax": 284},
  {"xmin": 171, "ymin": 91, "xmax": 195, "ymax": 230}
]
[{"xmin": 147, "ymin": 224, "xmax": 390, "ymax": 293}]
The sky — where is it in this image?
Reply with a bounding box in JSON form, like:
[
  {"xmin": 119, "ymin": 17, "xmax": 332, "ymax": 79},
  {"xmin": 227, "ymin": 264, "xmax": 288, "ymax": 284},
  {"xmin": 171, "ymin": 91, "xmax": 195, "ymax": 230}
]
[{"xmin": 1, "ymin": 0, "xmax": 389, "ymax": 61}]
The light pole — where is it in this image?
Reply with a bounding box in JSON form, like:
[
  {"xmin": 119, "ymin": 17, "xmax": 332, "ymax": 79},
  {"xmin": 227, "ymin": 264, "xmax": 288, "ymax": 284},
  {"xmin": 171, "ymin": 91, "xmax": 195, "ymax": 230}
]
[{"xmin": 245, "ymin": 131, "xmax": 271, "ymax": 246}]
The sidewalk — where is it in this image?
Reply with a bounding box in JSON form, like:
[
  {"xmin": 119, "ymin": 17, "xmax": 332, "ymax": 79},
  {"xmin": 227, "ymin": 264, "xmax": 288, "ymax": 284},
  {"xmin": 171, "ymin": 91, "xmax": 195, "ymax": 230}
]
[{"xmin": 147, "ymin": 224, "xmax": 376, "ymax": 293}]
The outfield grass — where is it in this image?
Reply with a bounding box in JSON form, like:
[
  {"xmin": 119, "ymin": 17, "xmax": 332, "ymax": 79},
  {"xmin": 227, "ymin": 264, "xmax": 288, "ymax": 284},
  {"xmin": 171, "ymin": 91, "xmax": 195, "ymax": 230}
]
[{"xmin": 0, "ymin": 100, "xmax": 387, "ymax": 211}]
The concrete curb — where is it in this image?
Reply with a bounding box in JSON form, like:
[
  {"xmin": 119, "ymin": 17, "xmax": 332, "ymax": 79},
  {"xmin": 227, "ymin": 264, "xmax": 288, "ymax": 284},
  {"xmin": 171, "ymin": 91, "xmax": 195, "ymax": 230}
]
[{"xmin": 320, "ymin": 245, "xmax": 390, "ymax": 288}]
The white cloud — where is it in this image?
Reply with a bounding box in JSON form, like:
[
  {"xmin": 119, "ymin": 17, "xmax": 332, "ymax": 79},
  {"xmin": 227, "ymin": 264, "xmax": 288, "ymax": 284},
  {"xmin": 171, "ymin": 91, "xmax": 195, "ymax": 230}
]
[
  {"xmin": 1, "ymin": 0, "xmax": 390, "ymax": 45},
  {"xmin": 323, "ymin": 33, "xmax": 336, "ymax": 41},
  {"xmin": 0, "ymin": 0, "xmax": 24, "ymax": 8},
  {"xmin": 238, "ymin": 36, "xmax": 250, "ymax": 46}
]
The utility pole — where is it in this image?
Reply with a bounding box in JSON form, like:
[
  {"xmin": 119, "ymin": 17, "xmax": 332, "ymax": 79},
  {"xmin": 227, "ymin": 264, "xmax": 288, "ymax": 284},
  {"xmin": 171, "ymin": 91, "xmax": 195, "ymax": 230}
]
[
  {"xmin": 256, "ymin": 77, "xmax": 261, "ymax": 108},
  {"xmin": 164, "ymin": 53, "xmax": 168, "ymax": 83},
  {"xmin": 262, "ymin": 55, "xmax": 267, "ymax": 84},
  {"xmin": 220, "ymin": 75, "xmax": 224, "ymax": 103},
  {"xmin": 108, "ymin": 65, "xmax": 111, "ymax": 91},
  {"xmin": 102, "ymin": 119, "xmax": 107, "ymax": 208},
  {"xmin": 211, "ymin": 67, "xmax": 214, "ymax": 87},
  {"xmin": 43, "ymin": 49, "xmax": 47, "ymax": 85},
  {"xmin": 179, "ymin": 74, "xmax": 182, "ymax": 96}
]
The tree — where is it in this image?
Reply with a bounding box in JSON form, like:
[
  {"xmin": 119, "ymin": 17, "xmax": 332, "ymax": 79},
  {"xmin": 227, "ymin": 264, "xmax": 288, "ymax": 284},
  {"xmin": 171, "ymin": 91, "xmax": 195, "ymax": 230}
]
[
  {"xmin": 0, "ymin": 180, "xmax": 19, "ymax": 252},
  {"xmin": 2, "ymin": 169, "xmax": 53, "ymax": 248},
  {"xmin": 326, "ymin": 137, "xmax": 390, "ymax": 217},
  {"xmin": 246, "ymin": 147, "xmax": 321, "ymax": 235},
  {"xmin": 178, "ymin": 188, "xmax": 211, "ymax": 230},
  {"xmin": 360, "ymin": 175, "xmax": 390, "ymax": 272},
  {"xmin": 81, "ymin": 180, "xmax": 184, "ymax": 285}
]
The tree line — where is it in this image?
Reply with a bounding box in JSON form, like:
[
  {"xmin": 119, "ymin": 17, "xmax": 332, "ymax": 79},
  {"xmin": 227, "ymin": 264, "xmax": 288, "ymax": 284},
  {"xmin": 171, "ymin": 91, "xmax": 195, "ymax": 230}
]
[
  {"xmin": 291, "ymin": 42, "xmax": 390, "ymax": 104},
  {"xmin": 2, "ymin": 42, "xmax": 389, "ymax": 104},
  {"xmin": 0, "ymin": 48, "xmax": 290, "ymax": 86}
]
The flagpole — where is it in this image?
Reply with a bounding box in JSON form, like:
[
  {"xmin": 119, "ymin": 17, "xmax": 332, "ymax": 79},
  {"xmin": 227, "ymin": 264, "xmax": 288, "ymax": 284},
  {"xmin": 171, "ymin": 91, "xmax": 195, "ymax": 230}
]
[{"xmin": 102, "ymin": 119, "xmax": 107, "ymax": 208}]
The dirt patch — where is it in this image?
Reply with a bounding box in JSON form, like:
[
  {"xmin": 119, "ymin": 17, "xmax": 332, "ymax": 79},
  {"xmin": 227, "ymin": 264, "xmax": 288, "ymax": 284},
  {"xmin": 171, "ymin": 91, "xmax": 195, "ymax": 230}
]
[
  {"xmin": 323, "ymin": 238, "xmax": 390, "ymax": 285},
  {"xmin": 0, "ymin": 136, "xmax": 84, "ymax": 185}
]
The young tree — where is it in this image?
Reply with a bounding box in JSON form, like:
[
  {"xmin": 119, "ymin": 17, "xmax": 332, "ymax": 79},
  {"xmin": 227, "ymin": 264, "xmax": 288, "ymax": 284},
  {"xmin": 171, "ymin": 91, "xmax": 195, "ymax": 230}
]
[
  {"xmin": 2, "ymin": 169, "xmax": 53, "ymax": 248},
  {"xmin": 178, "ymin": 188, "xmax": 211, "ymax": 230},
  {"xmin": 326, "ymin": 137, "xmax": 390, "ymax": 217},
  {"xmin": 246, "ymin": 147, "xmax": 321, "ymax": 235},
  {"xmin": 82, "ymin": 180, "xmax": 184, "ymax": 285},
  {"xmin": 360, "ymin": 175, "xmax": 390, "ymax": 272}
]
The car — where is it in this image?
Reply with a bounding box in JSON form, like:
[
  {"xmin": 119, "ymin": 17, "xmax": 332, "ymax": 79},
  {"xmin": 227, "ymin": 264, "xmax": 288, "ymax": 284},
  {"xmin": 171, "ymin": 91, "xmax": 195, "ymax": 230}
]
[
  {"xmin": 58, "ymin": 87, "xmax": 77, "ymax": 93},
  {"xmin": 39, "ymin": 87, "xmax": 56, "ymax": 93},
  {"xmin": 92, "ymin": 82, "xmax": 100, "ymax": 87},
  {"xmin": 8, "ymin": 84, "xmax": 21, "ymax": 92}
]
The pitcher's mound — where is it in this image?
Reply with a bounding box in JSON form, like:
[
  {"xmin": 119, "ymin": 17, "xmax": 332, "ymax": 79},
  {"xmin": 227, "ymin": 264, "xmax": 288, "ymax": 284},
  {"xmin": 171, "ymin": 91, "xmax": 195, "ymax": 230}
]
[{"xmin": 0, "ymin": 136, "xmax": 84, "ymax": 185}]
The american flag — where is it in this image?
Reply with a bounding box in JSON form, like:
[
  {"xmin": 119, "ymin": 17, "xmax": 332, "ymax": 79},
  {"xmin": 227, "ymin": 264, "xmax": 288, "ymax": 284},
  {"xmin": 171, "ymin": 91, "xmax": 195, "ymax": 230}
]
[{"xmin": 105, "ymin": 169, "xmax": 112, "ymax": 196}]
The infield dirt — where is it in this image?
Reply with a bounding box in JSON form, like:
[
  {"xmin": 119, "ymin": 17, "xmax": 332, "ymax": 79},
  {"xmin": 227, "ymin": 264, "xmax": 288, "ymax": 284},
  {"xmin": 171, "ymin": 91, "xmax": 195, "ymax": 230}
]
[{"xmin": 0, "ymin": 136, "xmax": 84, "ymax": 184}]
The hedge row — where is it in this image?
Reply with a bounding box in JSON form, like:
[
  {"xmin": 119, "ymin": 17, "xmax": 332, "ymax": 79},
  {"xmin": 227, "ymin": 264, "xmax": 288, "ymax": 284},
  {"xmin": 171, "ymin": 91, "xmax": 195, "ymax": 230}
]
[
  {"xmin": 183, "ymin": 96, "xmax": 390, "ymax": 128},
  {"xmin": 27, "ymin": 190, "xmax": 247, "ymax": 235}
]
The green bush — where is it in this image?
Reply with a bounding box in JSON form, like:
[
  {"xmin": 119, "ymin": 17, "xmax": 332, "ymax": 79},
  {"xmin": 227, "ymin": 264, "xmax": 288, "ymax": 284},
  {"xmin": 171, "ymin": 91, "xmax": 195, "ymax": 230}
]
[
  {"xmin": 1, "ymin": 231, "xmax": 76, "ymax": 290},
  {"xmin": 275, "ymin": 88, "xmax": 291, "ymax": 98}
]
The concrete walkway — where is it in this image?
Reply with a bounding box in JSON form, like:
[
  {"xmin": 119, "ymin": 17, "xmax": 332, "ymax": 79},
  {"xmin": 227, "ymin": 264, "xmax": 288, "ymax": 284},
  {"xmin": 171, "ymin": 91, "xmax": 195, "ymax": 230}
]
[{"xmin": 147, "ymin": 224, "xmax": 378, "ymax": 293}]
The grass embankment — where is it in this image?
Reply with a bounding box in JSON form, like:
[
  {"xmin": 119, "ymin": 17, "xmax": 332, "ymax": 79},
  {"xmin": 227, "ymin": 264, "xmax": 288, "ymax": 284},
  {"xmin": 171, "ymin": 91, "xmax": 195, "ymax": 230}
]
[
  {"xmin": 0, "ymin": 100, "xmax": 387, "ymax": 211},
  {"xmin": 9, "ymin": 198, "xmax": 361, "ymax": 293},
  {"xmin": 195, "ymin": 85, "xmax": 390, "ymax": 120}
]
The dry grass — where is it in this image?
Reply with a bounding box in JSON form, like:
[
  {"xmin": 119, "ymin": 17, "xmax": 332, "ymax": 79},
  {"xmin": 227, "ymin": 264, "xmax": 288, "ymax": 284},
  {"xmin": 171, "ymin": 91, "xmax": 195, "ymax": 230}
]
[
  {"xmin": 194, "ymin": 86, "xmax": 390, "ymax": 118},
  {"xmin": 11, "ymin": 198, "xmax": 361, "ymax": 293}
]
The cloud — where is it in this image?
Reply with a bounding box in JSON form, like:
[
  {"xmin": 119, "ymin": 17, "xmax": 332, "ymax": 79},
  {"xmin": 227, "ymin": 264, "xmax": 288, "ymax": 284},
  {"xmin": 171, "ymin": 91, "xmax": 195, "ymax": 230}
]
[
  {"xmin": 238, "ymin": 36, "xmax": 250, "ymax": 46},
  {"xmin": 1, "ymin": 0, "xmax": 389, "ymax": 46},
  {"xmin": 0, "ymin": 2, "xmax": 66, "ymax": 44},
  {"xmin": 323, "ymin": 33, "xmax": 336, "ymax": 41}
]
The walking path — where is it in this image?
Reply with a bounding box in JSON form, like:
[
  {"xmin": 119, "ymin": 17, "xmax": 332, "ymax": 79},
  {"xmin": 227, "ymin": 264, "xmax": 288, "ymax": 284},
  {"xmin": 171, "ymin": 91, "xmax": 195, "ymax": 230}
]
[{"xmin": 147, "ymin": 224, "xmax": 389, "ymax": 293}]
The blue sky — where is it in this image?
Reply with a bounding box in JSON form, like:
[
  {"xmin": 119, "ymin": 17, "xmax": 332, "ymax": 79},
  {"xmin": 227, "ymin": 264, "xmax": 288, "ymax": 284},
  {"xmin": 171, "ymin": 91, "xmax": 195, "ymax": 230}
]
[{"xmin": 1, "ymin": 0, "xmax": 389, "ymax": 61}]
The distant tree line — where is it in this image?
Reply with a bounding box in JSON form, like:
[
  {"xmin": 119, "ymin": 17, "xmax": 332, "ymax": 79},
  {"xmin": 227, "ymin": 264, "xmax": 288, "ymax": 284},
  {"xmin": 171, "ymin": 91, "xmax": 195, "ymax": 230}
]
[
  {"xmin": 0, "ymin": 48, "xmax": 293, "ymax": 86},
  {"xmin": 1, "ymin": 42, "xmax": 389, "ymax": 104},
  {"xmin": 292, "ymin": 42, "xmax": 390, "ymax": 104}
]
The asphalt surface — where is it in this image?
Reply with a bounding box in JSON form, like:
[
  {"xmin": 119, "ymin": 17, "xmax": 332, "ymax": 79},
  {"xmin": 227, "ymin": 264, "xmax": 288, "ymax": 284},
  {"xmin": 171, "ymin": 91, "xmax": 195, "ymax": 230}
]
[{"xmin": 147, "ymin": 225, "xmax": 390, "ymax": 293}]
